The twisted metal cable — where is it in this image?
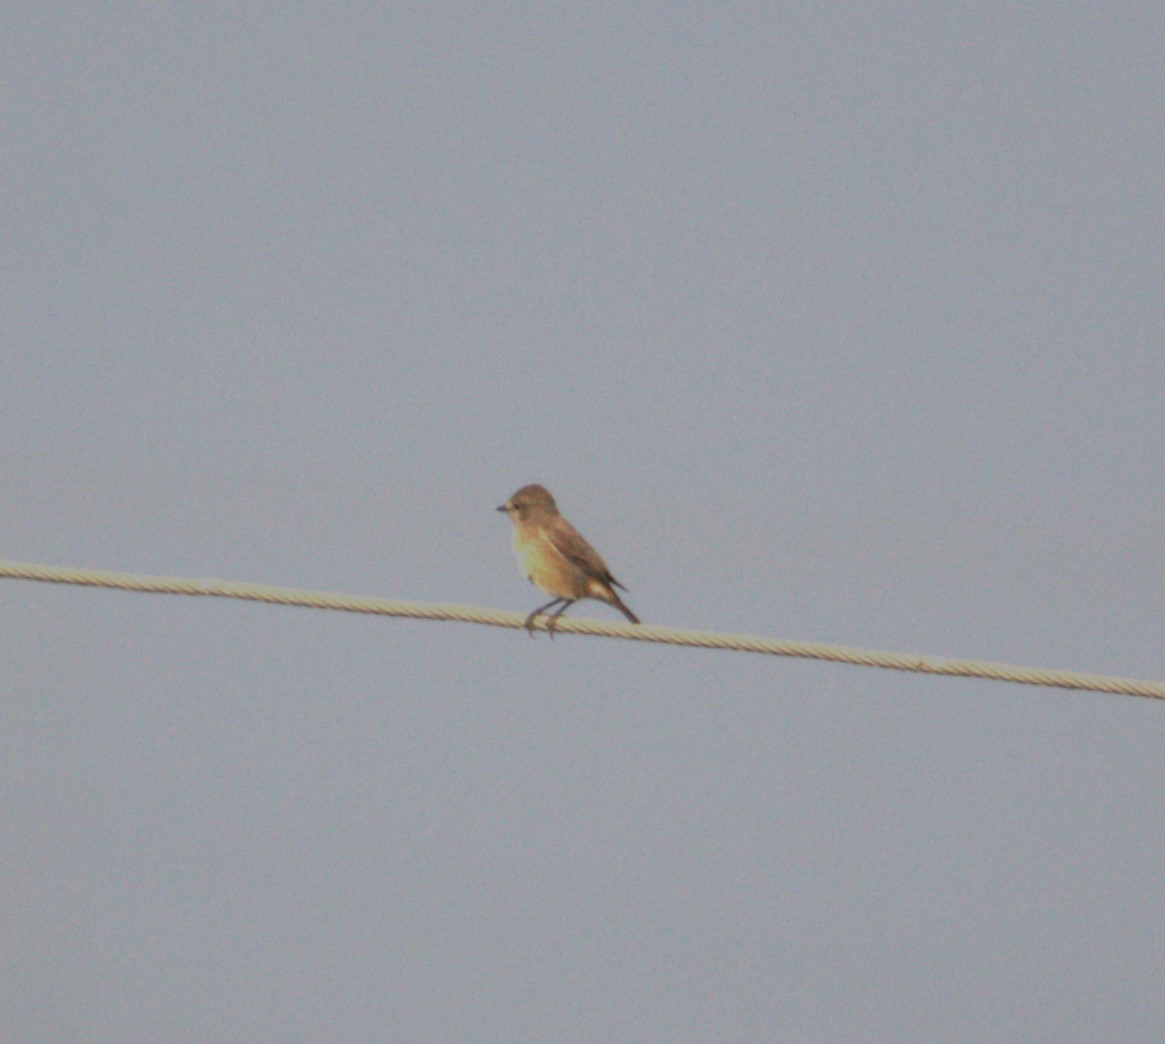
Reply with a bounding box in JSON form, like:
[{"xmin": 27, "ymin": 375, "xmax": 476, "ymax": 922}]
[{"xmin": 2, "ymin": 559, "xmax": 1162, "ymax": 700}]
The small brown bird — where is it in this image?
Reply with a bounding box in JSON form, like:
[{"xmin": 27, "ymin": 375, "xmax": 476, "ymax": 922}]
[{"xmin": 497, "ymin": 483, "xmax": 640, "ymax": 636}]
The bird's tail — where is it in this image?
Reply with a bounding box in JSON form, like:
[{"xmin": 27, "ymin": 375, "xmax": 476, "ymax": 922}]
[{"xmin": 607, "ymin": 589, "xmax": 640, "ymax": 625}]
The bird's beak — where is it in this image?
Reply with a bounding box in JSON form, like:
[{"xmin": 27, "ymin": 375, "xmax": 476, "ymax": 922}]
[{"xmin": 496, "ymin": 504, "xmax": 508, "ymax": 513}]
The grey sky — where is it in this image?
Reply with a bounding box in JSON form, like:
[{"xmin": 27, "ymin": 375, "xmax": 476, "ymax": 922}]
[{"xmin": 4, "ymin": 3, "xmax": 1164, "ymax": 1040}]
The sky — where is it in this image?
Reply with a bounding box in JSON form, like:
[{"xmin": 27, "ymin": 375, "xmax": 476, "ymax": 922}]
[{"xmin": 3, "ymin": 3, "xmax": 1164, "ymax": 1040}]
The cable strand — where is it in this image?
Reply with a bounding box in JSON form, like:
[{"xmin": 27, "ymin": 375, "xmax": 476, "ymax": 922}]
[{"xmin": 2, "ymin": 559, "xmax": 1161, "ymax": 700}]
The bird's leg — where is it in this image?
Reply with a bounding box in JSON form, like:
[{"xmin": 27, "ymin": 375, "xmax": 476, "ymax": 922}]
[
  {"xmin": 525, "ymin": 598, "xmax": 567, "ymax": 637},
  {"xmin": 546, "ymin": 599, "xmax": 575, "ymax": 638}
]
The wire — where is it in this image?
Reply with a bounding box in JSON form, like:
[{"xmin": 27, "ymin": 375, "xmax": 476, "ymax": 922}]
[{"xmin": 2, "ymin": 558, "xmax": 1161, "ymax": 700}]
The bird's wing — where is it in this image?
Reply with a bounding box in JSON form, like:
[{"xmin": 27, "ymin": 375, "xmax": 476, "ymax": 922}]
[{"xmin": 546, "ymin": 519, "xmax": 617, "ymax": 584}]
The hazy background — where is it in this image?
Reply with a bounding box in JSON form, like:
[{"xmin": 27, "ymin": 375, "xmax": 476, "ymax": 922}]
[{"xmin": 4, "ymin": 4, "xmax": 1163, "ymax": 1040}]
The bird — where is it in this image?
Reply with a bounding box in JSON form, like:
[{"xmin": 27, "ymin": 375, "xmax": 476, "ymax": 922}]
[{"xmin": 497, "ymin": 483, "xmax": 640, "ymax": 636}]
